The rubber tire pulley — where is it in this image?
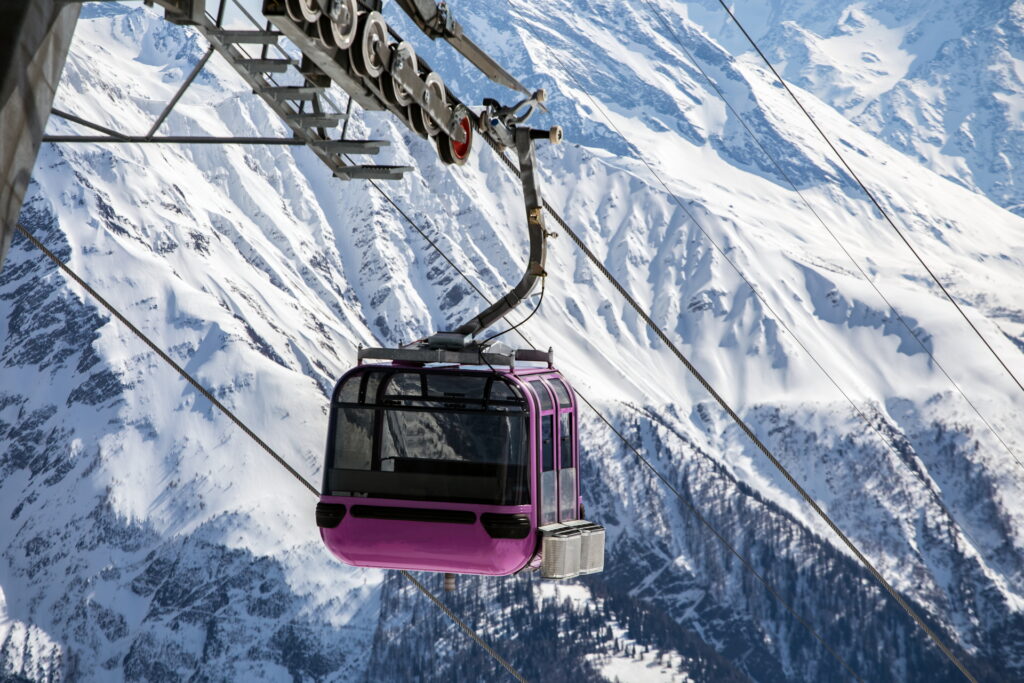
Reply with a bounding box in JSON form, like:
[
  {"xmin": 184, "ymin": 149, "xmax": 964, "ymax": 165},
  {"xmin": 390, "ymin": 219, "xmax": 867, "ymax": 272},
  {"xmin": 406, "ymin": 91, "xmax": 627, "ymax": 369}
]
[
  {"xmin": 437, "ymin": 107, "xmax": 473, "ymax": 165},
  {"xmin": 329, "ymin": 0, "xmax": 358, "ymax": 50},
  {"xmin": 381, "ymin": 41, "xmax": 417, "ymax": 108},
  {"xmin": 351, "ymin": 11, "xmax": 387, "ymax": 78},
  {"xmin": 316, "ymin": 14, "xmax": 336, "ymax": 48},
  {"xmin": 299, "ymin": 0, "xmax": 321, "ymax": 23},
  {"xmin": 285, "ymin": 0, "xmax": 306, "ymax": 23},
  {"xmin": 410, "ymin": 72, "xmax": 445, "ymax": 137}
]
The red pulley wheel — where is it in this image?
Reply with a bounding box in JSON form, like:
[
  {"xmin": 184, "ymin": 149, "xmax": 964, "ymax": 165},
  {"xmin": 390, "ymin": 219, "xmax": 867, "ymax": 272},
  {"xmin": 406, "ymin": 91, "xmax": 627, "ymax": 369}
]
[
  {"xmin": 437, "ymin": 112, "xmax": 472, "ymax": 165},
  {"xmin": 452, "ymin": 116, "xmax": 471, "ymax": 160}
]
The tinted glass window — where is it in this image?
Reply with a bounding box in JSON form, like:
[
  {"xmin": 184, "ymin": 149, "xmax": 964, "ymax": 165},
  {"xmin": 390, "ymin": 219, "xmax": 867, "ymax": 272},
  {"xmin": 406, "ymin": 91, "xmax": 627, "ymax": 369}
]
[
  {"xmin": 541, "ymin": 471, "xmax": 557, "ymax": 525},
  {"xmin": 387, "ymin": 372, "xmax": 424, "ymax": 397},
  {"xmin": 338, "ymin": 375, "xmax": 361, "ymax": 403},
  {"xmin": 335, "ymin": 407, "xmax": 373, "ymax": 470},
  {"xmin": 490, "ymin": 381, "xmax": 517, "ymax": 401},
  {"xmin": 362, "ymin": 372, "xmax": 383, "ymax": 403},
  {"xmin": 550, "ymin": 378, "xmax": 572, "ymax": 408},
  {"xmin": 530, "ymin": 381, "xmax": 553, "ymax": 411},
  {"xmin": 325, "ymin": 369, "xmax": 529, "ymax": 505},
  {"xmin": 380, "ymin": 410, "xmax": 524, "ymax": 466},
  {"xmin": 559, "ymin": 468, "xmax": 577, "ymax": 521},
  {"xmin": 541, "ymin": 415, "xmax": 554, "ymax": 472},
  {"xmin": 428, "ymin": 374, "xmax": 486, "ymax": 399},
  {"xmin": 560, "ymin": 412, "xmax": 573, "ymax": 469}
]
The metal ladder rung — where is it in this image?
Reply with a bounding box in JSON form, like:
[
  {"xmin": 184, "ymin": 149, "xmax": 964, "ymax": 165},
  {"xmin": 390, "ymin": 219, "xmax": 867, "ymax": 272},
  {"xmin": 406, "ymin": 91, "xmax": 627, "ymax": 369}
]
[
  {"xmin": 234, "ymin": 58, "xmax": 292, "ymax": 74},
  {"xmin": 335, "ymin": 165, "xmax": 413, "ymax": 180},
  {"xmin": 310, "ymin": 139, "xmax": 390, "ymax": 154},
  {"xmin": 209, "ymin": 30, "xmax": 283, "ymax": 44},
  {"xmin": 286, "ymin": 113, "xmax": 347, "ymax": 128},
  {"xmin": 258, "ymin": 86, "xmax": 321, "ymax": 101}
]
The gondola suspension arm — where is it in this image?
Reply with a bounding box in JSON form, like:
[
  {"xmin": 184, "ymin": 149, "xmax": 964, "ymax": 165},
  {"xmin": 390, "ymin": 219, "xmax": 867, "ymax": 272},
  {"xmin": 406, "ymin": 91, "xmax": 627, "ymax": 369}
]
[
  {"xmin": 410, "ymin": 86, "xmax": 561, "ymax": 348},
  {"xmin": 451, "ymin": 124, "xmax": 555, "ymax": 340}
]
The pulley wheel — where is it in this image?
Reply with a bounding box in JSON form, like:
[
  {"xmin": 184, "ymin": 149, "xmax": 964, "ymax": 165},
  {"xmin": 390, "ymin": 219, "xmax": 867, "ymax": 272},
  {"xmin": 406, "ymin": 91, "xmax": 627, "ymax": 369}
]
[
  {"xmin": 437, "ymin": 107, "xmax": 473, "ymax": 165},
  {"xmin": 316, "ymin": 14, "xmax": 336, "ymax": 48},
  {"xmin": 329, "ymin": 0, "xmax": 358, "ymax": 50},
  {"xmin": 381, "ymin": 41, "xmax": 417, "ymax": 108},
  {"xmin": 352, "ymin": 11, "xmax": 387, "ymax": 78},
  {"xmin": 299, "ymin": 0, "xmax": 322, "ymax": 23},
  {"xmin": 285, "ymin": 0, "xmax": 305, "ymax": 23},
  {"xmin": 410, "ymin": 72, "xmax": 445, "ymax": 137}
]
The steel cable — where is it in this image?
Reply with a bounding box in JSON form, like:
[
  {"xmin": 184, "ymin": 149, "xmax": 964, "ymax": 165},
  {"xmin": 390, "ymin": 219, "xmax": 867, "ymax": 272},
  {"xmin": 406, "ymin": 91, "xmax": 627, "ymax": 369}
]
[
  {"xmin": 536, "ymin": 30, "xmax": 1023, "ymax": 481},
  {"xmin": 707, "ymin": 0, "xmax": 1024, "ymax": 407},
  {"xmin": 14, "ymin": 223, "xmax": 318, "ymax": 496},
  {"xmin": 358, "ymin": 157, "xmax": 862, "ymax": 679},
  {"xmin": 14, "ymin": 221, "xmax": 529, "ymax": 683},
  {"xmin": 399, "ymin": 571, "xmax": 527, "ymax": 683},
  {"xmin": 633, "ymin": 0, "xmax": 1024, "ymax": 536},
  {"xmin": 477, "ymin": 134, "xmax": 976, "ymax": 680},
  {"xmin": 494, "ymin": 6, "xmax": 980, "ymax": 669}
]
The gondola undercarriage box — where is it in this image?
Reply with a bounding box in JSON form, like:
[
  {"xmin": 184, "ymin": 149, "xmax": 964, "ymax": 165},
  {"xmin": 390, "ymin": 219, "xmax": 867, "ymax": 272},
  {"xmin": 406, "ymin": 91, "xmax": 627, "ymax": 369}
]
[{"xmin": 539, "ymin": 520, "xmax": 606, "ymax": 579}]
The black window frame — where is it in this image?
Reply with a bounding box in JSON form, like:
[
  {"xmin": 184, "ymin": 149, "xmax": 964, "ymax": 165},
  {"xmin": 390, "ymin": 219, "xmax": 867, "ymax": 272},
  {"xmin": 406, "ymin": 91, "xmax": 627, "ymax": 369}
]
[{"xmin": 324, "ymin": 367, "xmax": 531, "ymax": 505}]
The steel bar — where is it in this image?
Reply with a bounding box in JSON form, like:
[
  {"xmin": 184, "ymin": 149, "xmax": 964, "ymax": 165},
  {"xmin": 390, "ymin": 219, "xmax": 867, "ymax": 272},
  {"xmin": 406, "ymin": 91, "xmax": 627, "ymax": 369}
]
[
  {"xmin": 50, "ymin": 107, "xmax": 129, "ymax": 139},
  {"xmin": 455, "ymin": 127, "xmax": 546, "ymax": 337},
  {"xmin": 43, "ymin": 135, "xmax": 308, "ymax": 144},
  {"xmin": 145, "ymin": 45, "xmax": 214, "ymax": 138},
  {"xmin": 340, "ymin": 96, "xmax": 353, "ymax": 140}
]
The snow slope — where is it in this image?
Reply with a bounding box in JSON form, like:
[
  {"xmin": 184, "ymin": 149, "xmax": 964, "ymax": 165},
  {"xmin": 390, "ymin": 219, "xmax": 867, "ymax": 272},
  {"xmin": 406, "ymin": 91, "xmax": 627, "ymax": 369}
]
[
  {"xmin": 2, "ymin": 1, "xmax": 1023, "ymax": 680},
  {"xmin": 690, "ymin": 0, "xmax": 1024, "ymax": 216}
]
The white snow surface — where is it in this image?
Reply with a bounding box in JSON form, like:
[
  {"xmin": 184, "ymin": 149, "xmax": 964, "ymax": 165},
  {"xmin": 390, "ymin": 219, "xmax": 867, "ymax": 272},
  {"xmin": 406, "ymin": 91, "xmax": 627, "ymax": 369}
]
[{"xmin": 1, "ymin": 1, "xmax": 1024, "ymax": 680}]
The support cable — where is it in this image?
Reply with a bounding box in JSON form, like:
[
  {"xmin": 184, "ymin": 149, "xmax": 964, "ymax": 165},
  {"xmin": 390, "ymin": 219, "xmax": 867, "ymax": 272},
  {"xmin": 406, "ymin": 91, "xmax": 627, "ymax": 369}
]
[
  {"xmin": 398, "ymin": 571, "xmax": 527, "ymax": 683},
  {"xmin": 537, "ymin": 35, "xmax": 1023, "ymax": 477},
  {"xmin": 358, "ymin": 170, "xmax": 861, "ymax": 680},
  {"xmin": 14, "ymin": 223, "xmax": 317, "ymax": 496},
  {"xmin": 708, "ymin": 0, "xmax": 1024, "ymax": 403},
  {"xmin": 14, "ymin": 221, "xmax": 527, "ymax": 683},
  {"xmin": 477, "ymin": 134, "xmax": 976, "ymax": 681},
  {"xmin": 631, "ymin": 0, "xmax": 1021, "ymax": 530},
  {"xmin": 574, "ymin": 391, "xmax": 863, "ymax": 683}
]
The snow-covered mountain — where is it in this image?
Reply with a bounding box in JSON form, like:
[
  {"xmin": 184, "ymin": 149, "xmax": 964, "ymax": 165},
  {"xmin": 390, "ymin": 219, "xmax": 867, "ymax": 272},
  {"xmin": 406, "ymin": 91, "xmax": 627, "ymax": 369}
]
[
  {"xmin": 688, "ymin": 0, "xmax": 1024, "ymax": 216},
  {"xmin": 2, "ymin": 1, "xmax": 1024, "ymax": 680}
]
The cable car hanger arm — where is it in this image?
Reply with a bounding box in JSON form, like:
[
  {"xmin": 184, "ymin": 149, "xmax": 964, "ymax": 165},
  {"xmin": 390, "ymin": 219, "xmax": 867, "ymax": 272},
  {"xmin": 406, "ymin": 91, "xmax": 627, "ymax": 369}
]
[
  {"xmin": 364, "ymin": 96, "xmax": 561, "ymax": 359},
  {"xmin": 452, "ymin": 124, "xmax": 552, "ymax": 339}
]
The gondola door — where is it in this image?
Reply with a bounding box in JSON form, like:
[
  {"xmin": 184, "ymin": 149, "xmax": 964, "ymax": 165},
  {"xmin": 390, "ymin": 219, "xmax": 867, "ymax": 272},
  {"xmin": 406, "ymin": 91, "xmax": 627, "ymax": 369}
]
[
  {"xmin": 548, "ymin": 377, "xmax": 578, "ymax": 522},
  {"xmin": 529, "ymin": 379, "xmax": 558, "ymax": 526},
  {"xmin": 528, "ymin": 376, "xmax": 578, "ymax": 527}
]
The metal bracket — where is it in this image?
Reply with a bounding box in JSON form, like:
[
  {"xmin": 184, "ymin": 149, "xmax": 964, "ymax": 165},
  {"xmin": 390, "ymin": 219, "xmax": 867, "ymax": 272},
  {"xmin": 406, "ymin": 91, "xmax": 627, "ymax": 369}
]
[
  {"xmin": 149, "ymin": 0, "xmax": 206, "ymax": 25},
  {"xmin": 453, "ymin": 123, "xmax": 557, "ymax": 338},
  {"xmin": 357, "ymin": 342, "xmax": 552, "ymax": 368}
]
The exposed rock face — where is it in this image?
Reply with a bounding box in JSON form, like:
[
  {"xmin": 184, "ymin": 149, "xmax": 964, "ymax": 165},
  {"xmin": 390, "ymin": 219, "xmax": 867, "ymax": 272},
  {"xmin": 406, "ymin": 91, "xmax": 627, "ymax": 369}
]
[{"xmin": 2, "ymin": 2, "xmax": 1023, "ymax": 680}]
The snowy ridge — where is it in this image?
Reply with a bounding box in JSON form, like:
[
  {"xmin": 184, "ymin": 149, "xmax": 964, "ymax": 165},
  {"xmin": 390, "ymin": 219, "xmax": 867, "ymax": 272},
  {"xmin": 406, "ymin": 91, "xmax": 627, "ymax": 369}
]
[{"xmin": 1, "ymin": 1, "xmax": 1023, "ymax": 680}]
